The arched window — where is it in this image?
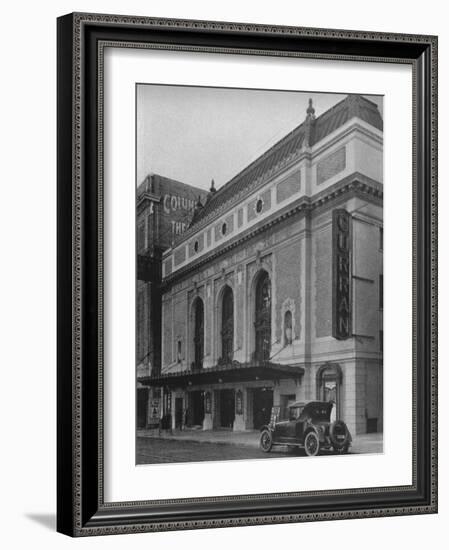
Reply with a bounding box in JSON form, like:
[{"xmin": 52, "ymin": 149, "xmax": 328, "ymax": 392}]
[
  {"xmin": 284, "ymin": 310, "xmax": 293, "ymax": 345},
  {"xmin": 254, "ymin": 271, "xmax": 271, "ymax": 362},
  {"xmin": 193, "ymin": 298, "xmax": 204, "ymax": 370},
  {"xmin": 221, "ymin": 286, "xmax": 234, "ymax": 363},
  {"xmin": 316, "ymin": 364, "xmax": 343, "ymax": 420}
]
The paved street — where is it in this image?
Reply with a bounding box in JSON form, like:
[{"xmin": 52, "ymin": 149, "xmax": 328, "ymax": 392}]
[
  {"xmin": 137, "ymin": 437, "xmax": 278, "ymax": 464},
  {"xmin": 136, "ymin": 428, "xmax": 382, "ymax": 464},
  {"xmin": 136, "ymin": 435, "xmax": 367, "ymax": 464}
]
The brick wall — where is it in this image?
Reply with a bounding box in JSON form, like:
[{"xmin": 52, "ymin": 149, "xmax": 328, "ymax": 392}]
[
  {"xmin": 162, "ymin": 297, "xmax": 173, "ymax": 367},
  {"xmin": 276, "ymin": 170, "xmax": 301, "ymax": 203},
  {"xmin": 314, "ymin": 225, "xmax": 332, "ymax": 337},
  {"xmin": 316, "ymin": 147, "xmax": 346, "ymax": 185},
  {"xmin": 274, "ymin": 238, "xmax": 302, "ymax": 343}
]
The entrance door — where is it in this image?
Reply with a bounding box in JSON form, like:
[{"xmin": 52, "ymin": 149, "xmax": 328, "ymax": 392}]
[
  {"xmin": 174, "ymin": 397, "xmax": 183, "ymax": 429},
  {"xmin": 252, "ymin": 388, "xmax": 273, "ymax": 429},
  {"xmin": 186, "ymin": 391, "xmax": 205, "ymax": 427},
  {"xmin": 137, "ymin": 388, "xmax": 149, "ymax": 428},
  {"xmin": 317, "ymin": 364, "xmax": 342, "ymax": 420},
  {"xmin": 219, "ymin": 389, "xmax": 235, "ymax": 428}
]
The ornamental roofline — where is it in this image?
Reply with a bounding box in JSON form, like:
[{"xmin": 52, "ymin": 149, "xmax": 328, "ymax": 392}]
[
  {"xmin": 182, "ymin": 94, "xmax": 382, "ymax": 231},
  {"xmin": 162, "ymin": 172, "xmax": 383, "ymax": 289},
  {"xmin": 165, "ymin": 95, "xmax": 382, "ymax": 248}
]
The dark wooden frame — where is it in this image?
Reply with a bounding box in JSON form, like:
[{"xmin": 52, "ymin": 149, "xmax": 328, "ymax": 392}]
[{"xmin": 57, "ymin": 12, "xmax": 438, "ymax": 537}]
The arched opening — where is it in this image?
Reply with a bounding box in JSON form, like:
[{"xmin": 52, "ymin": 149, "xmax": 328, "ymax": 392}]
[
  {"xmin": 254, "ymin": 271, "xmax": 271, "ymax": 362},
  {"xmin": 193, "ymin": 298, "xmax": 204, "ymax": 370},
  {"xmin": 186, "ymin": 390, "xmax": 205, "ymax": 427},
  {"xmin": 221, "ymin": 286, "xmax": 234, "ymax": 363},
  {"xmin": 284, "ymin": 310, "xmax": 293, "ymax": 345},
  {"xmin": 316, "ymin": 363, "xmax": 343, "ymax": 420}
]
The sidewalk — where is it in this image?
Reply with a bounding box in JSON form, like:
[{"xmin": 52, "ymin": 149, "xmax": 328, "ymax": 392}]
[{"xmin": 137, "ymin": 428, "xmax": 383, "ymax": 454}]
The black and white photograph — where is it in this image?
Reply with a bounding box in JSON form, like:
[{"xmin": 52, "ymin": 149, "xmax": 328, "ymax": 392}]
[
  {"xmin": 135, "ymin": 85, "xmax": 384, "ymax": 465},
  {"xmin": 0, "ymin": 0, "xmax": 442, "ymax": 544}
]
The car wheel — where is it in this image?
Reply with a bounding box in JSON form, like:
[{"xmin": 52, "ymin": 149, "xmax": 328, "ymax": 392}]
[
  {"xmin": 330, "ymin": 420, "xmax": 350, "ymax": 452},
  {"xmin": 260, "ymin": 429, "xmax": 273, "ymax": 452},
  {"xmin": 304, "ymin": 431, "xmax": 320, "ymax": 457}
]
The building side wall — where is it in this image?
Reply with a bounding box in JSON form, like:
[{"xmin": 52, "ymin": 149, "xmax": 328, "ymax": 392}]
[
  {"xmin": 160, "ymin": 193, "xmax": 383, "ymax": 434},
  {"xmin": 164, "ymin": 122, "xmax": 382, "ymax": 279},
  {"xmin": 137, "ymin": 175, "xmax": 208, "ymax": 376},
  {"xmin": 314, "ymin": 223, "xmax": 333, "ymax": 338},
  {"xmin": 156, "ymin": 113, "xmax": 383, "ymax": 435}
]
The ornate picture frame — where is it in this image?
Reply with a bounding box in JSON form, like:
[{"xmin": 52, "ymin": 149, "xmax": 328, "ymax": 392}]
[{"xmin": 57, "ymin": 12, "xmax": 437, "ymax": 536}]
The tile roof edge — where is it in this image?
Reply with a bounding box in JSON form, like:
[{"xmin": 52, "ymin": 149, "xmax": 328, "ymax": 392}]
[{"xmin": 189, "ymin": 94, "xmax": 382, "ymax": 226}]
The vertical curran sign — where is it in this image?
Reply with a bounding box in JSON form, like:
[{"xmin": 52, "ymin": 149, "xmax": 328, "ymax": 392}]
[{"xmin": 332, "ymin": 209, "xmax": 352, "ymax": 340}]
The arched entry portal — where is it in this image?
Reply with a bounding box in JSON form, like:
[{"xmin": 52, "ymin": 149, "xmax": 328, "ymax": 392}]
[
  {"xmin": 186, "ymin": 390, "xmax": 205, "ymax": 427},
  {"xmin": 316, "ymin": 363, "xmax": 343, "ymax": 420}
]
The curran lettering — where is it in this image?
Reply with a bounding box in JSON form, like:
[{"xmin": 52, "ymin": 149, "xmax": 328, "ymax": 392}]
[{"xmin": 332, "ymin": 209, "xmax": 352, "ymax": 339}]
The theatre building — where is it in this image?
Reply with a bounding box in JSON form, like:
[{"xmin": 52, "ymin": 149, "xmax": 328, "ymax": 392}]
[
  {"xmin": 136, "ymin": 173, "xmax": 208, "ymax": 427},
  {"xmin": 142, "ymin": 94, "xmax": 383, "ymax": 436}
]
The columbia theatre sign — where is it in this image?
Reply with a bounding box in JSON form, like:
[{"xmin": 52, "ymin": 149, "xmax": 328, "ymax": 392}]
[{"xmin": 332, "ymin": 208, "xmax": 352, "ymax": 340}]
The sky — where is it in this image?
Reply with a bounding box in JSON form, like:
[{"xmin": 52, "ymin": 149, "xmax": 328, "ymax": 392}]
[{"xmin": 137, "ymin": 85, "xmax": 383, "ymax": 191}]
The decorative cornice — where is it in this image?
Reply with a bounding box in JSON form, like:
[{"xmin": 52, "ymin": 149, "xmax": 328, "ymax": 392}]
[
  {"xmin": 162, "ymin": 173, "xmax": 382, "ymax": 288},
  {"xmin": 168, "ymin": 149, "xmax": 309, "ymax": 248},
  {"xmin": 137, "ymin": 192, "xmax": 161, "ymax": 216},
  {"xmin": 312, "ymin": 120, "xmax": 383, "ymax": 159},
  {"xmin": 167, "ymin": 120, "xmax": 382, "ymax": 250},
  {"xmin": 137, "ymin": 191, "xmax": 160, "ymax": 205}
]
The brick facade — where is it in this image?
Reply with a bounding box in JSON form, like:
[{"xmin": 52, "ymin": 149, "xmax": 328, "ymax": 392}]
[
  {"xmin": 136, "ymin": 174, "xmax": 208, "ymax": 427},
  {"xmin": 143, "ymin": 95, "xmax": 383, "ymax": 436}
]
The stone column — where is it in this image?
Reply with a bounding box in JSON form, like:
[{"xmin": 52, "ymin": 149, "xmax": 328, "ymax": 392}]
[
  {"xmin": 342, "ymin": 361, "xmax": 357, "ymax": 436},
  {"xmin": 203, "ymin": 391, "xmax": 213, "ymax": 430},
  {"xmin": 233, "ymin": 388, "xmax": 245, "ymax": 431}
]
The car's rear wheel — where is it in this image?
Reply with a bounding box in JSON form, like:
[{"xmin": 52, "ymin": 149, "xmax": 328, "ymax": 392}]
[
  {"xmin": 304, "ymin": 431, "xmax": 320, "ymax": 456},
  {"xmin": 260, "ymin": 429, "xmax": 273, "ymax": 452},
  {"xmin": 330, "ymin": 420, "xmax": 350, "ymax": 453}
]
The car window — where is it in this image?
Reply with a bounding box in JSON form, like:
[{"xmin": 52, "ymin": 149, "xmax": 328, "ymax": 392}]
[
  {"xmin": 289, "ymin": 406, "xmax": 304, "ymax": 420},
  {"xmin": 303, "ymin": 404, "xmax": 331, "ymax": 421}
]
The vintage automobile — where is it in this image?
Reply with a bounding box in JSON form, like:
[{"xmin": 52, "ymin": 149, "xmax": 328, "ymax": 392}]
[{"xmin": 259, "ymin": 400, "xmax": 352, "ymax": 456}]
